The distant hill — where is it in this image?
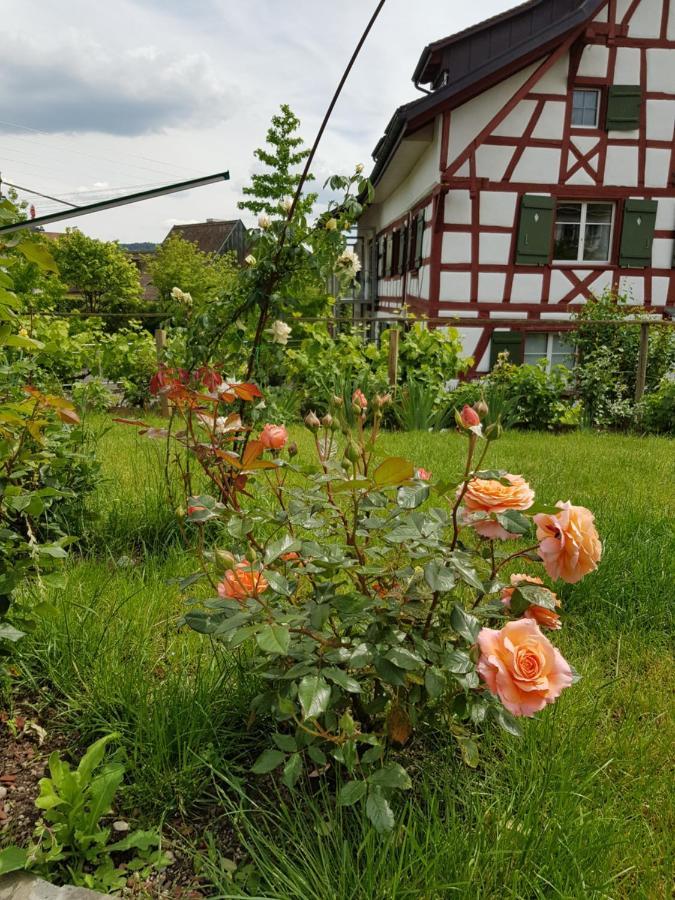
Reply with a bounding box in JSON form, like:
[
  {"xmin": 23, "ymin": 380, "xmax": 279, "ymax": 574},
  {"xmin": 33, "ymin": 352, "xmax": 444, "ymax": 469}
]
[{"xmin": 122, "ymin": 242, "xmax": 157, "ymax": 252}]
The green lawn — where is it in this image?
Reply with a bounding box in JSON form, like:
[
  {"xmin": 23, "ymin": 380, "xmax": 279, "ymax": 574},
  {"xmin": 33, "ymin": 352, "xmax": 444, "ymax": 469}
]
[{"xmin": 12, "ymin": 421, "xmax": 675, "ymax": 898}]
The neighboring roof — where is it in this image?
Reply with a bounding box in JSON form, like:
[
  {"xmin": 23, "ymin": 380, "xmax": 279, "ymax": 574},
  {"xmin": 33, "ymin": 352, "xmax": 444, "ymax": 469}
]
[
  {"xmin": 165, "ymin": 219, "xmax": 242, "ymax": 254},
  {"xmin": 371, "ymin": 0, "xmax": 605, "ymax": 186}
]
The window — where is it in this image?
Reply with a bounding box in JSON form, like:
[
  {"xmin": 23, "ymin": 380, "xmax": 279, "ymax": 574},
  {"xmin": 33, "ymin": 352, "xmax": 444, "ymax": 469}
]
[
  {"xmin": 554, "ymin": 201, "xmax": 614, "ymax": 263},
  {"xmin": 571, "ymin": 89, "xmax": 600, "ymax": 127},
  {"xmin": 524, "ymin": 333, "xmax": 574, "ymax": 370}
]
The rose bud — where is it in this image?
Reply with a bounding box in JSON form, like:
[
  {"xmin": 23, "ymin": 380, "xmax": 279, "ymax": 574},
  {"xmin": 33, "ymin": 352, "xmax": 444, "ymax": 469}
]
[
  {"xmin": 304, "ymin": 411, "xmax": 321, "ymax": 431},
  {"xmin": 215, "ymin": 549, "xmax": 237, "ymax": 574},
  {"xmin": 321, "ymin": 413, "xmax": 333, "ymax": 428},
  {"xmin": 374, "ymin": 392, "xmax": 392, "ymax": 409},
  {"xmin": 345, "ymin": 439, "xmax": 361, "ymax": 463},
  {"xmin": 460, "ymin": 404, "xmax": 481, "ymax": 428},
  {"xmin": 332, "ymin": 395, "xmax": 344, "ymax": 408},
  {"xmin": 474, "ymin": 399, "xmax": 489, "ymax": 418},
  {"xmin": 287, "ymin": 441, "xmax": 298, "ymax": 458}
]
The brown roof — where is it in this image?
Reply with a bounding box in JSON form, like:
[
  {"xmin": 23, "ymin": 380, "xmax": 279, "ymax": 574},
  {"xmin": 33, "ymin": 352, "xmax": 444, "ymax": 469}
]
[{"xmin": 165, "ymin": 220, "xmax": 240, "ymax": 254}]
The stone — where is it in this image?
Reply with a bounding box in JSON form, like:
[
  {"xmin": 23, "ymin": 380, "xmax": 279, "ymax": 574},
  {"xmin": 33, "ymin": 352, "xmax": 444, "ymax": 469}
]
[
  {"xmin": 0, "ymin": 787, "xmax": 7, "ymax": 799},
  {"xmin": 0, "ymin": 873, "xmax": 108, "ymax": 900}
]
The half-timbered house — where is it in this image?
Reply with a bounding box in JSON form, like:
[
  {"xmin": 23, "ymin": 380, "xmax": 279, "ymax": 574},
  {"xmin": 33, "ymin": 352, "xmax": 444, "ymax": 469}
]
[{"xmin": 358, "ymin": 0, "xmax": 675, "ymax": 373}]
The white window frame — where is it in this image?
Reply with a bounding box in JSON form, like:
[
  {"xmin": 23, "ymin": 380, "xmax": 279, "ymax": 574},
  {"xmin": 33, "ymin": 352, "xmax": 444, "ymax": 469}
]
[
  {"xmin": 571, "ymin": 88, "xmax": 601, "ymax": 128},
  {"xmin": 553, "ymin": 200, "xmax": 615, "ymax": 265},
  {"xmin": 524, "ymin": 333, "xmax": 575, "ymax": 372}
]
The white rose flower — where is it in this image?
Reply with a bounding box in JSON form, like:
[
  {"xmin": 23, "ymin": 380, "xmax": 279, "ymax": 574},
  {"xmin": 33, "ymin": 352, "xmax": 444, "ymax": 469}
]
[
  {"xmin": 337, "ymin": 247, "xmax": 362, "ymax": 278},
  {"xmin": 244, "ymin": 254, "xmax": 256, "ymax": 266},
  {"xmin": 214, "ymin": 416, "xmax": 227, "ymax": 435},
  {"xmin": 258, "ymin": 213, "xmax": 271, "ymax": 230},
  {"xmin": 281, "ymin": 197, "xmax": 293, "ymax": 213},
  {"xmin": 355, "ymin": 163, "xmax": 364, "ymax": 174},
  {"xmin": 171, "ymin": 286, "xmax": 186, "ymax": 301},
  {"xmin": 270, "ymin": 320, "xmax": 292, "ymax": 346}
]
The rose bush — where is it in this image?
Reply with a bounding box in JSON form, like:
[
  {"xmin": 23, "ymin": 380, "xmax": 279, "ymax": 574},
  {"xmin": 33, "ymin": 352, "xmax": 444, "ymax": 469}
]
[{"xmin": 123, "ymin": 373, "xmax": 601, "ymax": 833}]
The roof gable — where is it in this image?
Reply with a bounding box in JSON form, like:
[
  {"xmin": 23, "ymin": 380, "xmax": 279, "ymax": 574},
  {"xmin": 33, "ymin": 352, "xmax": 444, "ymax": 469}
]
[{"xmin": 165, "ymin": 219, "xmax": 242, "ymax": 254}]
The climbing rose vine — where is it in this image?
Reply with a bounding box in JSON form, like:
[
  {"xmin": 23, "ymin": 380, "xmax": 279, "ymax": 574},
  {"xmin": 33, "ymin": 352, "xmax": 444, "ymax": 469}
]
[{"xmin": 123, "ymin": 382, "xmax": 601, "ymax": 833}]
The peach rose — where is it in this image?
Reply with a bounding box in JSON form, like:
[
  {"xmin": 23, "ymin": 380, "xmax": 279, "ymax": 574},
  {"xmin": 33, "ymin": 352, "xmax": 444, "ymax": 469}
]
[
  {"xmin": 477, "ymin": 619, "xmax": 573, "ymax": 717},
  {"xmin": 460, "ymin": 474, "xmax": 534, "ymax": 540},
  {"xmin": 260, "ymin": 423, "xmax": 288, "ymax": 450},
  {"xmin": 352, "ymin": 389, "xmax": 368, "ymax": 410},
  {"xmin": 534, "ymin": 501, "xmax": 601, "ymax": 584},
  {"xmin": 217, "ymin": 563, "xmax": 269, "ymax": 600},
  {"xmin": 501, "ymin": 574, "xmax": 561, "ymax": 630},
  {"xmin": 416, "ymin": 467, "xmax": 432, "ymax": 481}
]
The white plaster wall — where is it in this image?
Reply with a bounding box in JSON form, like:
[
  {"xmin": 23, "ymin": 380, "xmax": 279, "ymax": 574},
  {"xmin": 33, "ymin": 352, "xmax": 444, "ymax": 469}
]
[
  {"xmin": 651, "ymin": 277, "xmax": 670, "ymax": 305},
  {"xmin": 619, "ymin": 275, "xmax": 645, "ymax": 303},
  {"xmin": 571, "ymin": 135, "xmax": 600, "ymax": 156},
  {"xmin": 511, "ymin": 147, "xmax": 561, "ymax": 183},
  {"xmin": 442, "ymin": 232, "xmax": 472, "ymax": 264},
  {"xmin": 490, "ymin": 312, "xmax": 528, "ymax": 319},
  {"xmin": 578, "ymin": 44, "xmax": 610, "ymax": 78},
  {"xmin": 615, "ymin": 0, "xmax": 636, "ymax": 23},
  {"xmin": 656, "ymin": 197, "xmax": 675, "ymax": 229},
  {"xmin": 593, "ymin": 4, "xmax": 609, "ymax": 21},
  {"xmin": 378, "ymin": 119, "xmax": 441, "ymax": 228},
  {"xmin": 512, "ymin": 273, "xmax": 544, "ymax": 303},
  {"xmin": 493, "ymin": 99, "xmax": 537, "ymax": 137},
  {"xmin": 479, "ymin": 233, "xmax": 511, "ymax": 265},
  {"xmin": 670, "ymin": 0, "xmax": 675, "ymax": 39},
  {"xmin": 566, "ymin": 166, "xmax": 596, "ymax": 186},
  {"xmin": 457, "ymin": 328, "xmax": 482, "ymax": 364},
  {"xmin": 480, "ymin": 191, "xmax": 518, "ymax": 227},
  {"xmin": 652, "ymin": 238, "xmax": 673, "ymax": 268},
  {"xmin": 478, "ymin": 272, "xmax": 507, "ymax": 302},
  {"xmin": 475, "ymin": 145, "xmax": 513, "ymax": 181},
  {"xmin": 628, "ymin": 0, "xmax": 664, "ymax": 38},
  {"xmin": 614, "ymin": 47, "xmax": 641, "ymax": 83},
  {"xmin": 646, "ymin": 100, "xmax": 675, "ymax": 141},
  {"xmin": 540, "ymin": 311, "xmax": 572, "ymax": 320},
  {"xmin": 535, "ymin": 56, "xmax": 568, "ymax": 95},
  {"xmin": 604, "ymin": 146, "xmax": 639, "ymax": 186},
  {"xmin": 532, "ymin": 101, "xmax": 566, "ymax": 141},
  {"xmin": 646, "ymin": 148, "xmax": 671, "ymax": 188},
  {"xmin": 445, "ymin": 190, "xmax": 472, "ymax": 225},
  {"xmin": 647, "ymin": 49, "xmax": 675, "ymax": 92},
  {"xmin": 549, "ymin": 269, "xmax": 574, "ymax": 302},
  {"xmin": 587, "ymin": 271, "xmax": 614, "ymax": 296},
  {"xmin": 440, "ymin": 271, "xmax": 472, "ymax": 300},
  {"xmin": 446, "ymin": 64, "xmax": 539, "ymax": 164}
]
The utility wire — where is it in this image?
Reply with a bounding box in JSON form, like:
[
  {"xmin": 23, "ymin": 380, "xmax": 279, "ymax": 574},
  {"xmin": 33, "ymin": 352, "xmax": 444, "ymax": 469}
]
[{"xmin": 2, "ymin": 180, "xmax": 80, "ymax": 208}]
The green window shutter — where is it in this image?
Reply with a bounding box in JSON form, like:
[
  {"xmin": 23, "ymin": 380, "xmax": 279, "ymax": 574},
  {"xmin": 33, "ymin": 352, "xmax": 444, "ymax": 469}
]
[
  {"xmin": 515, "ymin": 195, "xmax": 554, "ymax": 265},
  {"xmin": 407, "ymin": 219, "xmax": 417, "ymax": 269},
  {"xmin": 378, "ymin": 238, "xmax": 386, "ymax": 277},
  {"xmin": 619, "ymin": 199, "xmax": 657, "ymax": 267},
  {"xmin": 399, "ymin": 226, "xmax": 408, "ymax": 273},
  {"xmin": 605, "ymin": 85, "xmax": 642, "ymax": 131},
  {"xmin": 414, "ymin": 211, "xmax": 425, "ymax": 267},
  {"xmin": 391, "ymin": 230, "xmax": 400, "ymax": 276},
  {"xmin": 385, "ymin": 235, "xmax": 393, "ymax": 275},
  {"xmin": 490, "ymin": 332, "xmax": 524, "ymax": 369}
]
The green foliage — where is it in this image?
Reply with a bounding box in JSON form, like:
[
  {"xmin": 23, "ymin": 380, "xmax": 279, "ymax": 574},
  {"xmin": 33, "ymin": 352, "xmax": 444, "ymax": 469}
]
[
  {"xmin": 148, "ymin": 234, "xmax": 239, "ymax": 320},
  {"xmin": 639, "ymin": 376, "xmax": 675, "ymax": 434},
  {"xmin": 52, "ymin": 229, "xmax": 142, "ymax": 317},
  {"xmin": 238, "ymin": 104, "xmax": 317, "ymax": 218},
  {"xmin": 71, "ymin": 378, "xmax": 116, "ymax": 413},
  {"xmin": 487, "ymin": 356, "xmax": 576, "ymax": 430},
  {"xmin": 0, "ymin": 734, "xmax": 167, "ymax": 892},
  {"xmin": 394, "ymin": 380, "xmax": 446, "ymax": 432},
  {"xmin": 383, "ymin": 323, "xmax": 469, "ymax": 390}
]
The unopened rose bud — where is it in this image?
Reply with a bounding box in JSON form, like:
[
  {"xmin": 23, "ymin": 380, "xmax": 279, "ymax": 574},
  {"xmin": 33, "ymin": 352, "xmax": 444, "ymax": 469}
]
[
  {"xmin": 215, "ymin": 549, "xmax": 237, "ymax": 574},
  {"xmin": 352, "ymin": 389, "xmax": 368, "ymax": 411},
  {"xmin": 474, "ymin": 399, "xmax": 489, "ymax": 418},
  {"xmin": 460, "ymin": 404, "xmax": 481, "ymax": 428},
  {"xmin": 332, "ymin": 395, "xmax": 344, "ymax": 408},
  {"xmin": 345, "ymin": 439, "xmax": 361, "ymax": 463},
  {"xmin": 287, "ymin": 441, "xmax": 298, "ymax": 457},
  {"xmin": 355, "ymin": 163, "xmax": 364, "ymax": 174},
  {"xmin": 374, "ymin": 393, "xmax": 392, "ymax": 409},
  {"xmin": 245, "ymin": 547, "xmax": 257, "ymax": 563},
  {"xmin": 304, "ymin": 410, "xmax": 321, "ymax": 430},
  {"xmin": 321, "ymin": 413, "xmax": 333, "ymax": 428}
]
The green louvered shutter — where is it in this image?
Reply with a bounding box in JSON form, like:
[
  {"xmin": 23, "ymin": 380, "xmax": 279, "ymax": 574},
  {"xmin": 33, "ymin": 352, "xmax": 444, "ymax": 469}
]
[
  {"xmin": 490, "ymin": 332, "xmax": 524, "ymax": 369},
  {"xmin": 399, "ymin": 225, "xmax": 408, "ymax": 273},
  {"xmin": 414, "ymin": 211, "xmax": 425, "ymax": 267},
  {"xmin": 619, "ymin": 199, "xmax": 658, "ymax": 267},
  {"xmin": 515, "ymin": 195, "xmax": 554, "ymax": 265},
  {"xmin": 605, "ymin": 85, "xmax": 642, "ymax": 131},
  {"xmin": 385, "ymin": 235, "xmax": 393, "ymax": 275}
]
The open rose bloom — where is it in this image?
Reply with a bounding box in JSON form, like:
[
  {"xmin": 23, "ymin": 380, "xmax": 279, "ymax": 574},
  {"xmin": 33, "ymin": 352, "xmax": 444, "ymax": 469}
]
[
  {"xmin": 260, "ymin": 423, "xmax": 288, "ymax": 450},
  {"xmin": 477, "ymin": 619, "xmax": 573, "ymax": 717},
  {"xmin": 461, "ymin": 473, "xmax": 534, "ymax": 540},
  {"xmin": 534, "ymin": 501, "xmax": 602, "ymax": 583},
  {"xmin": 501, "ymin": 574, "xmax": 562, "ymax": 630}
]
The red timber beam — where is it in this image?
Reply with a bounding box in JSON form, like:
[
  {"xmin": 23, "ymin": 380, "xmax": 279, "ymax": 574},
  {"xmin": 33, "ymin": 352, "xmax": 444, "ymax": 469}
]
[{"xmin": 442, "ymin": 21, "xmax": 591, "ymax": 180}]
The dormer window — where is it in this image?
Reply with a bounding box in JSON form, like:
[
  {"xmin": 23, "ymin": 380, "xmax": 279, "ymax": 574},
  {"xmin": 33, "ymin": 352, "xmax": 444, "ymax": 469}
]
[{"xmin": 571, "ymin": 88, "xmax": 600, "ymax": 127}]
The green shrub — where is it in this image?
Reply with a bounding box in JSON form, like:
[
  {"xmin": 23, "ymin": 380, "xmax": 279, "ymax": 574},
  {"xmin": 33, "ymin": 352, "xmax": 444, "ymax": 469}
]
[
  {"xmin": 487, "ymin": 356, "xmax": 575, "ymax": 431},
  {"xmin": 640, "ymin": 377, "xmax": 675, "ymax": 434}
]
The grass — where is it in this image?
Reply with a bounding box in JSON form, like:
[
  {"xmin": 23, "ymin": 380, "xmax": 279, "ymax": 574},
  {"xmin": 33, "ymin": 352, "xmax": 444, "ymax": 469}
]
[{"xmin": 12, "ymin": 420, "xmax": 675, "ymax": 898}]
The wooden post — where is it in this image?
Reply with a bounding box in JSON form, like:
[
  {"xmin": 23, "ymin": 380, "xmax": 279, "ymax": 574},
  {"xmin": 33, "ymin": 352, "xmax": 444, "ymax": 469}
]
[
  {"xmin": 388, "ymin": 326, "xmax": 400, "ymax": 389},
  {"xmin": 154, "ymin": 328, "xmax": 170, "ymax": 417},
  {"xmin": 635, "ymin": 322, "xmax": 649, "ymax": 402}
]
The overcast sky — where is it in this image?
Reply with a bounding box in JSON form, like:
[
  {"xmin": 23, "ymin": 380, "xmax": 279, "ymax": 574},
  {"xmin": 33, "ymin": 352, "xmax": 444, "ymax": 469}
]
[{"xmin": 3, "ymin": 0, "xmax": 514, "ymax": 242}]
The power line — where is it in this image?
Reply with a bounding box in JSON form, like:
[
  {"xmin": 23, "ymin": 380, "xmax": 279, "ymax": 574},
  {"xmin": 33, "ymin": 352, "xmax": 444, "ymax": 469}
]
[{"xmin": 2, "ymin": 180, "xmax": 80, "ymax": 208}]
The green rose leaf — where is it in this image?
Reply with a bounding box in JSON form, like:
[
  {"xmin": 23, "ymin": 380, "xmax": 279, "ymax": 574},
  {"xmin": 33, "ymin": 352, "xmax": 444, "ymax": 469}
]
[
  {"xmin": 386, "ymin": 647, "xmax": 424, "ymax": 671},
  {"xmin": 256, "ymin": 624, "xmax": 290, "ymax": 655},
  {"xmin": 368, "ymin": 763, "xmax": 412, "ymax": 790},
  {"xmin": 338, "ymin": 780, "xmax": 367, "ymax": 806},
  {"xmin": 374, "ymin": 457, "xmax": 414, "ymax": 487},
  {"xmin": 264, "ymin": 536, "xmax": 301, "ymax": 565},
  {"xmin": 495, "ymin": 509, "xmax": 532, "ymax": 536},
  {"xmin": 450, "ymin": 604, "xmax": 480, "ymax": 643},
  {"xmin": 443, "ymin": 649, "xmax": 474, "ymax": 674},
  {"xmin": 424, "ymin": 561, "xmax": 457, "ymax": 593},
  {"xmin": 265, "ymin": 571, "xmax": 293, "ymax": 597},
  {"xmin": 323, "ymin": 667, "xmax": 362, "ymax": 693},
  {"xmin": 251, "ymin": 748, "xmax": 285, "ymax": 774},
  {"xmin": 455, "ymin": 734, "xmax": 479, "ymax": 768},
  {"xmin": 281, "ymin": 753, "xmax": 303, "ymax": 789},
  {"xmin": 449, "ymin": 553, "xmax": 484, "ymax": 591},
  {"xmin": 424, "ymin": 666, "xmax": 446, "ymax": 698},
  {"xmin": 397, "ymin": 483, "xmax": 429, "ymax": 509},
  {"xmin": 366, "ymin": 789, "xmax": 395, "ymax": 833},
  {"xmin": 271, "ymin": 733, "xmax": 297, "ymax": 752},
  {"xmin": 298, "ymin": 674, "xmax": 331, "ymax": 720},
  {"xmin": 512, "ymin": 582, "xmax": 558, "ymax": 611}
]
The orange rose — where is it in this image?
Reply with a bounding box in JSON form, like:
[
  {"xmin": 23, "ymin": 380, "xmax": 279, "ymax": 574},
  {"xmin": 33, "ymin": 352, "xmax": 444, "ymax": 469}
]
[
  {"xmin": 534, "ymin": 501, "xmax": 601, "ymax": 584},
  {"xmin": 217, "ymin": 563, "xmax": 269, "ymax": 600},
  {"xmin": 260, "ymin": 423, "xmax": 288, "ymax": 450},
  {"xmin": 501, "ymin": 574, "xmax": 561, "ymax": 631},
  {"xmin": 477, "ymin": 619, "xmax": 573, "ymax": 717},
  {"xmin": 461, "ymin": 474, "xmax": 534, "ymax": 540}
]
